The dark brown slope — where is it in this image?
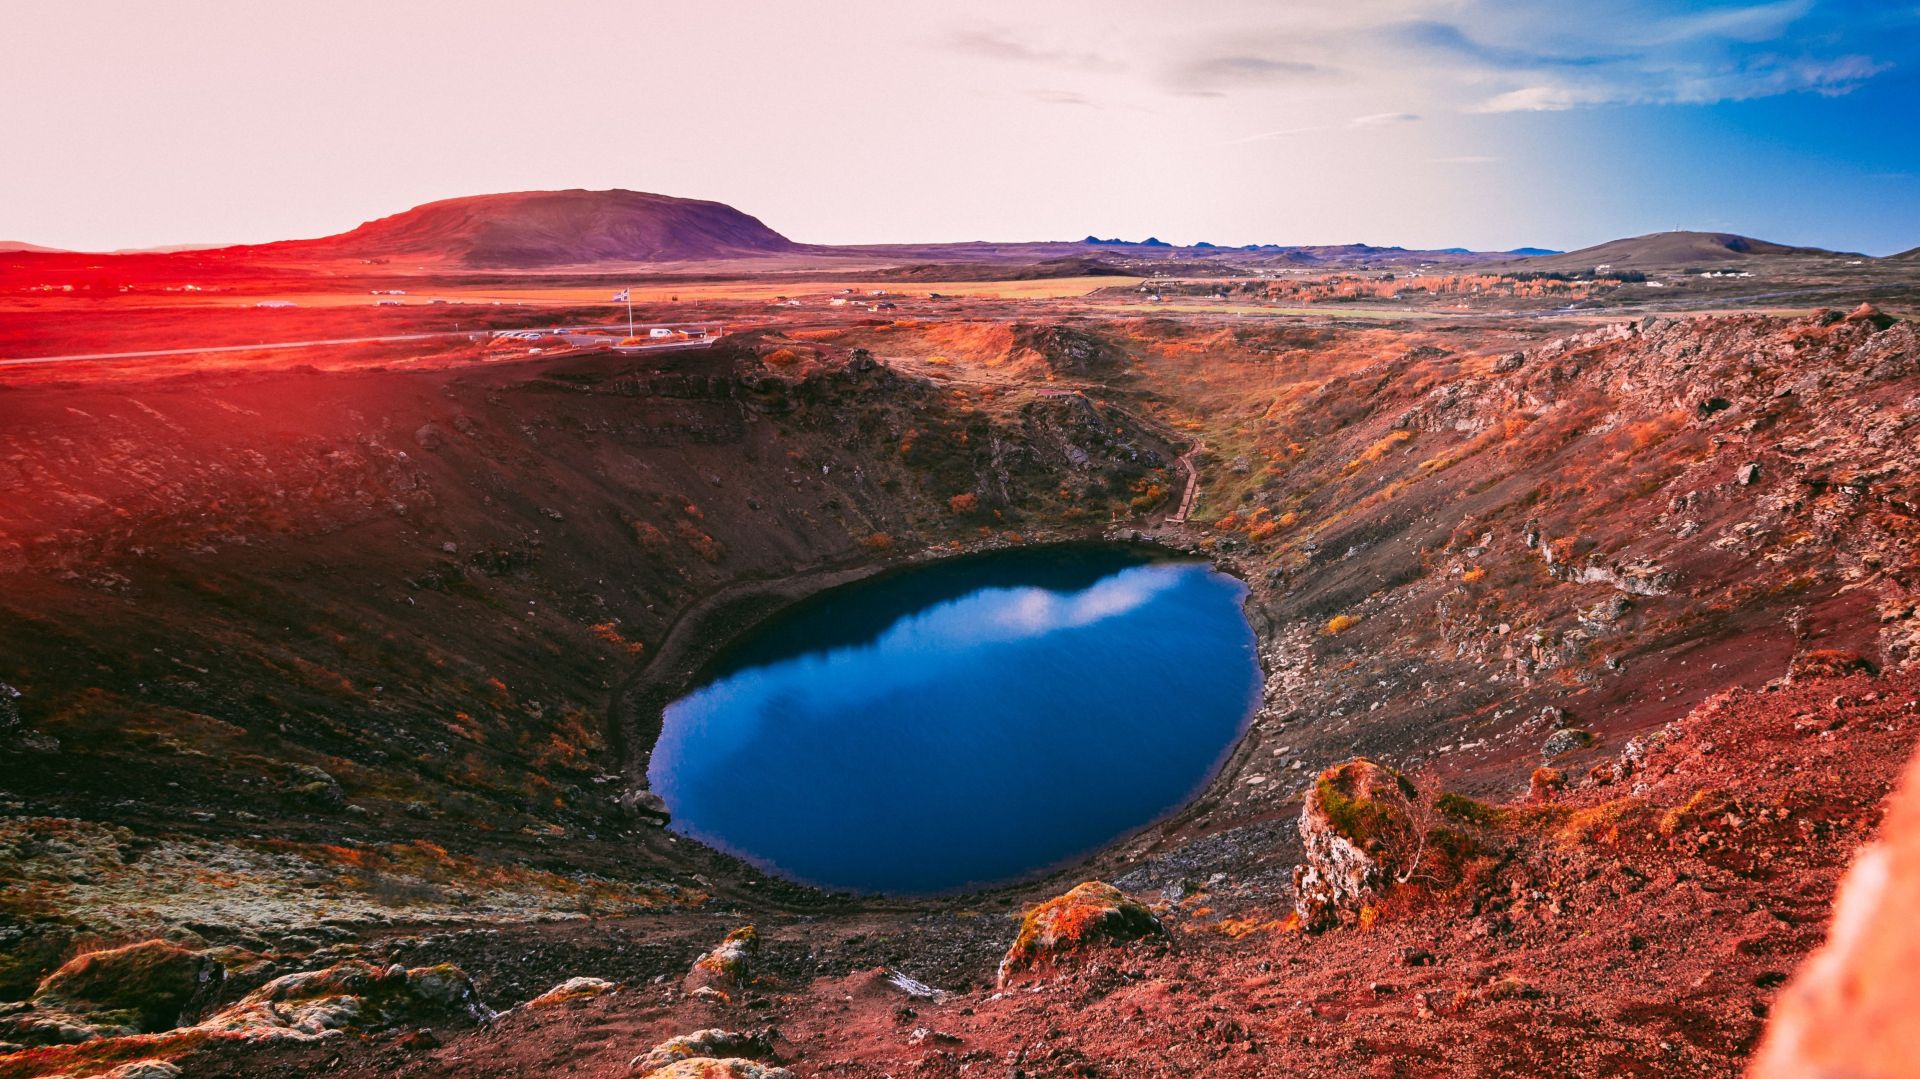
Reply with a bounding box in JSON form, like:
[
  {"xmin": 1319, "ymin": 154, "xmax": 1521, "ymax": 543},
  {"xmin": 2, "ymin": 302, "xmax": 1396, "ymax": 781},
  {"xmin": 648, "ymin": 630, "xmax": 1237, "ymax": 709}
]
[
  {"xmin": 259, "ymin": 188, "xmax": 803, "ymax": 267},
  {"xmin": 1514, "ymin": 229, "xmax": 1852, "ymax": 270}
]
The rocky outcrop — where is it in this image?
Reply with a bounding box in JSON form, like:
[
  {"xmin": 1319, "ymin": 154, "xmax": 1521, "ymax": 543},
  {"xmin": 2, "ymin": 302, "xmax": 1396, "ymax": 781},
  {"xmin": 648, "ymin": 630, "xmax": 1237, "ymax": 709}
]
[
  {"xmin": 96, "ymin": 1061, "xmax": 182, "ymax": 1079},
  {"xmin": 1752, "ymin": 747, "xmax": 1920, "ymax": 1079},
  {"xmin": 0, "ymin": 940, "xmax": 224, "ymax": 1044},
  {"xmin": 526, "ymin": 976, "xmax": 617, "ymax": 1008},
  {"xmin": 996, "ymin": 881, "xmax": 1164, "ymax": 987},
  {"xmin": 1292, "ymin": 758, "xmax": 1420, "ymax": 930},
  {"xmin": 685, "ymin": 926, "xmax": 758, "ymax": 997},
  {"xmin": 1540, "ymin": 728, "xmax": 1595, "ymax": 760},
  {"xmin": 630, "ymin": 1028, "xmax": 779, "ymax": 1076},
  {"xmin": 196, "ymin": 960, "xmax": 491, "ymax": 1042},
  {"xmin": 1021, "ymin": 325, "xmax": 1124, "ymax": 378}
]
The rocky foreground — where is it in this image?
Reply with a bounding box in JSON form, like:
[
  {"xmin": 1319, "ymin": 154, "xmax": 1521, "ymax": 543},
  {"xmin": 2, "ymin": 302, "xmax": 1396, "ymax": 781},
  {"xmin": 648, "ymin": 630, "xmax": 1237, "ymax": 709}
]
[{"xmin": 0, "ymin": 666, "xmax": 1912, "ymax": 1078}]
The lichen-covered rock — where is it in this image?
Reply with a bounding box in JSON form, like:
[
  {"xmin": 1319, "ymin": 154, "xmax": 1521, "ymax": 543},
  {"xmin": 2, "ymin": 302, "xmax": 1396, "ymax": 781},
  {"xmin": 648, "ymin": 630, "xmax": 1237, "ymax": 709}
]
[
  {"xmin": 101, "ymin": 1060, "xmax": 184, "ymax": 1079},
  {"xmin": 1528, "ymin": 766, "xmax": 1566, "ymax": 801},
  {"xmin": 197, "ymin": 960, "xmax": 491, "ymax": 1042},
  {"xmin": 630, "ymin": 1028, "xmax": 776, "ymax": 1074},
  {"xmin": 996, "ymin": 881, "xmax": 1164, "ymax": 987},
  {"xmin": 527, "ymin": 976, "xmax": 618, "ymax": 1008},
  {"xmin": 284, "ymin": 763, "xmax": 345, "ymax": 811},
  {"xmin": 0, "ymin": 940, "xmax": 225, "ymax": 1044},
  {"xmin": 1752, "ymin": 748, "xmax": 1920, "ymax": 1079},
  {"xmin": 684, "ymin": 927, "xmax": 758, "ymax": 995},
  {"xmin": 1540, "ymin": 728, "xmax": 1595, "ymax": 761},
  {"xmin": 640, "ymin": 1060, "xmax": 794, "ymax": 1079},
  {"xmin": 1292, "ymin": 758, "xmax": 1419, "ymax": 930}
]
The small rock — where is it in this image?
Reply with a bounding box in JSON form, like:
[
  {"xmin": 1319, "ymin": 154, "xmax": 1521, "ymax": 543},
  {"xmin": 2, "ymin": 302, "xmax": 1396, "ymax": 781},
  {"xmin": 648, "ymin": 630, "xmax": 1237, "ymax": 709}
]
[
  {"xmin": 630, "ymin": 1028, "xmax": 776, "ymax": 1075},
  {"xmin": 1541, "ymin": 729, "xmax": 1595, "ymax": 761},
  {"xmin": 527, "ymin": 977, "xmax": 617, "ymax": 1008}
]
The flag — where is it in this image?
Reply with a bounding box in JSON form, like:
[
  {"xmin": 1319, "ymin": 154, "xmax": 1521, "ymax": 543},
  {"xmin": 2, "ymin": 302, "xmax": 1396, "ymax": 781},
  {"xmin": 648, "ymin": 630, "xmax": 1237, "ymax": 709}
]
[{"xmin": 612, "ymin": 289, "xmax": 630, "ymax": 302}]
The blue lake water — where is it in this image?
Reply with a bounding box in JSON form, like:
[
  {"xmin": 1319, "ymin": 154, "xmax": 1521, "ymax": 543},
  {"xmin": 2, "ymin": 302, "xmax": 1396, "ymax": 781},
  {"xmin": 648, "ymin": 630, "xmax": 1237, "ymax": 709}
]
[{"xmin": 647, "ymin": 546, "xmax": 1262, "ymax": 895}]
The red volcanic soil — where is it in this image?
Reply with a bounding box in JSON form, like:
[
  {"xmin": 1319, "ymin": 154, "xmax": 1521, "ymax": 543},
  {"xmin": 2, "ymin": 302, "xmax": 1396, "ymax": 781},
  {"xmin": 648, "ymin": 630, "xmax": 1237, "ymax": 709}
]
[{"xmin": 0, "ymin": 301, "xmax": 664, "ymax": 366}]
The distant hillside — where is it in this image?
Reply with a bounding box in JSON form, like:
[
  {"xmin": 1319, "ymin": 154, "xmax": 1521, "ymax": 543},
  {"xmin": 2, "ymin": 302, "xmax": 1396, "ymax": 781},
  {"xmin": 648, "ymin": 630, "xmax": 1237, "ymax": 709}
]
[
  {"xmin": 0, "ymin": 240, "xmax": 68, "ymax": 254},
  {"xmin": 875, "ymin": 255, "xmax": 1137, "ymax": 282},
  {"xmin": 261, "ymin": 189, "xmax": 802, "ymax": 268},
  {"xmin": 1891, "ymin": 245, "xmax": 1920, "ymax": 261},
  {"xmin": 1517, "ymin": 230, "xmax": 1852, "ymax": 270}
]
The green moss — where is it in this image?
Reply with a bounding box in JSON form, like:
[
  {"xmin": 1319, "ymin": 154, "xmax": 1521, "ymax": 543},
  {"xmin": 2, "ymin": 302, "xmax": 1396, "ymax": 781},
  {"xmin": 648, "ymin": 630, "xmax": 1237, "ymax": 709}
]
[
  {"xmin": 1000, "ymin": 882, "xmax": 1163, "ymax": 985},
  {"xmin": 34, "ymin": 940, "xmax": 221, "ymax": 1033},
  {"xmin": 1434, "ymin": 792, "xmax": 1500, "ymax": 826},
  {"xmin": 1314, "ymin": 761, "xmax": 1413, "ymax": 847}
]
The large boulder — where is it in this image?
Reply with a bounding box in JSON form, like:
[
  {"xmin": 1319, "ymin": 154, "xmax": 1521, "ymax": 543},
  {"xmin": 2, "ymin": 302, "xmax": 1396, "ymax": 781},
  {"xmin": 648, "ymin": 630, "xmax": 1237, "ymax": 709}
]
[
  {"xmin": 996, "ymin": 881, "xmax": 1164, "ymax": 987},
  {"xmin": 684, "ymin": 926, "xmax": 758, "ymax": 997},
  {"xmin": 197, "ymin": 960, "xmax": 491, "ymax": 1042},
  {"xmin": 1292, "ymin": 758, "xmax": 1420, "ymax": 930},
  {"xmin": 1752, "ymin": 749, "xmax": 1920, "ymax": 1079},
  {"xmin": 630, "ymin": 1028, "xmax": 777, "ymax": 1075},
  {"xmin": 0, "ymin": 940, "xmax": 225, "ymax": 1044},
  {"xmin": 1540, "ymin": 728, "xmax": 1595, "ymax": 761},
  {"xmin": 526, "ymin": 976, "xmax": 618, "ymax": 1008}
]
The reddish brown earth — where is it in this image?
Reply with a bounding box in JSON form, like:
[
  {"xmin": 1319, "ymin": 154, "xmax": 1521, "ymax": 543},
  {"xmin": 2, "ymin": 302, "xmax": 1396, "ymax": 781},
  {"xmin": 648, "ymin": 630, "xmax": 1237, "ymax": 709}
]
[
  {"xmin": 152, "ymin": 670, "xmax": 1919, "ymax": 1079},
  {"xmin": 4, "ymin": 248, "xmax": 1920, "ymax": 1078}
]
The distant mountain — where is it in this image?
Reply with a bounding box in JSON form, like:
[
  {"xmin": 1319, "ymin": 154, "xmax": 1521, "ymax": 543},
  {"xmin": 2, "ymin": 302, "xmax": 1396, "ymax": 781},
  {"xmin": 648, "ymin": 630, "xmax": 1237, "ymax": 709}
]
[
  {"xmin": 0, "ymin": 240, "xmax": 69, "ymax": 254},
  {"xmin": 259, "ymin": 189, "xmax": 801, "ymax": 268},
  {"xmin": 1890, "ymin": 246, "xmax": 1920, "ymax": 261},
  {"xmin": 1505, "ymin": 247, "xmax": 1560, "ymax": 257},
  {"xmin": 1516, "ymin": 230, "xmax": 1853, "ymax": 269}
]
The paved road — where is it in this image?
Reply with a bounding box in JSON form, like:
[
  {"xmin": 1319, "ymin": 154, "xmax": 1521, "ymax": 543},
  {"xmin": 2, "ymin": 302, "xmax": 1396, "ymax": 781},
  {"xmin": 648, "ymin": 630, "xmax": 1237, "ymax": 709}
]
[{"xmin": 0, "ymin": 323, "xmax": 713, "ymax": 369}]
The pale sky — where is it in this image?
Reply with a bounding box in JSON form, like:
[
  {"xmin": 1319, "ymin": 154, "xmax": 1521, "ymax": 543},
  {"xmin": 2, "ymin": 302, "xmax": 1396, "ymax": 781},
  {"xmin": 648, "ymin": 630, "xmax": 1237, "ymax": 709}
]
[{"xmin": 5, "ymin": 0, "xmax": 1917, "ymax": 254}]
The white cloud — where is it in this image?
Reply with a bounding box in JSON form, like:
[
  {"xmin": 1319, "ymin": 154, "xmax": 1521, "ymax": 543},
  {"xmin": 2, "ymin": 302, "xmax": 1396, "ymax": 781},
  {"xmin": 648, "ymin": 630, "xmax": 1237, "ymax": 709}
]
[
  {"xmin": 1009, "ymin": 1, "xmax": 1894, "ymax": 115},
  {"xmin": 1349, "ymin": 111, "xmax": 1421, "ymax": 127}
]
